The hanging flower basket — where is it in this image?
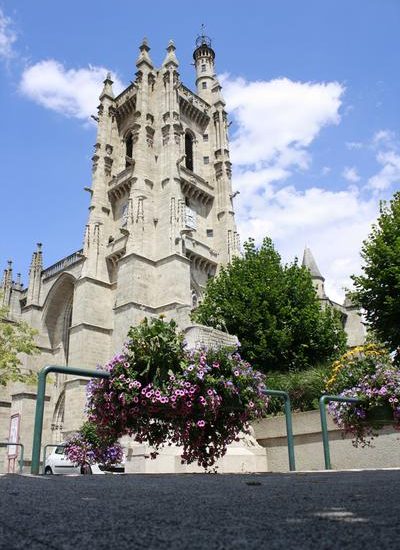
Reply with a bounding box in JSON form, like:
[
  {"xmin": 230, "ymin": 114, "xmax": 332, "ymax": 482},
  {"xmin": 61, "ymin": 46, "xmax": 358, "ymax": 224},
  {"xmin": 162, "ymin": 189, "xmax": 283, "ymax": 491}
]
[
  {"xmin": 327, "ymin": 347, "xmax": 400, "ymax": 447},
  {"xmin": 70, "ymin": 318, "xmax": 269, "ymax": 471}
]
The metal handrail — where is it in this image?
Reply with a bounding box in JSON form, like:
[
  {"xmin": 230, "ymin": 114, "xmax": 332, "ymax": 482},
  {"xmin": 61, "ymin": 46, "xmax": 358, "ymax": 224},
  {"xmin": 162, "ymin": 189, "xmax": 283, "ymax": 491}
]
[
  {"xmin": 261, "ymin": 389, "xmax": 296, "ymax": 471},
  {"xmin": 31, "ymin": 365, "xmax": 110, "ymax": 475},
  {"xmin": 319, "ymin": 395, "xmax": 361, "ymax": 470},
  {"xmin": 0, "ymin": 442, "xmax": 25, "ymax": 473}
]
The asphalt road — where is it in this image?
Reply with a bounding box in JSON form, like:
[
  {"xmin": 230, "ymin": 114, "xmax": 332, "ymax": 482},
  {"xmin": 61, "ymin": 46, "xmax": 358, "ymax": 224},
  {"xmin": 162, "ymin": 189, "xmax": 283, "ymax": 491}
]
[{"xmin": 0, "ymin": 470, "xmax": 399, "ymax": 549}]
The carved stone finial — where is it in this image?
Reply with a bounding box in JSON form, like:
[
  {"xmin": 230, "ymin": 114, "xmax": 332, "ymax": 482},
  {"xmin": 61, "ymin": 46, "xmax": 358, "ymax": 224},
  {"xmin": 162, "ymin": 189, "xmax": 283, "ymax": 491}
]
[{"xmin": 163, "ymin": 39, "xmax": 179, "ymax": 68}]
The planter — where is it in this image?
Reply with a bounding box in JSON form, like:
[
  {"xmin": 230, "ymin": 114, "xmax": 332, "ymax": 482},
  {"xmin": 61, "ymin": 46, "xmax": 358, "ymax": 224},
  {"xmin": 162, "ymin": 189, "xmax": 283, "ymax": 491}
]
[{"xmin": 365, "ymin": 403, "xmax": 394, "ymax": 427}]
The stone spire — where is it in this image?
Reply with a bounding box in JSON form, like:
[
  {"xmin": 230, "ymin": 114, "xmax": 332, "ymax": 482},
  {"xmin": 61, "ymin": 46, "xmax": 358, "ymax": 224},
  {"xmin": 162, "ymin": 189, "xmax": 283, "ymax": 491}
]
[
  {"xmin": 1, "ymin": 260, "xmax": 13, "ymax": 306},
  {"xmin": 302, "ymin": 247, "xmax": 326, "ymax": 299},
  {"xmin": 162, "ymin": 40, "xmax": 179, "ymax": 68},
  {"xmin": 27, "ymin": 243, "xmax": 43, "ymax": 306},
  {"xmin": 136, "ymin": 37, "xmax": 154, "ymax": 70},
  {"xmin": 99, "ymin": 72, "xmax": 114, "ymax": 101},
  {"xmin": 302, "ymin": 247, "xmax": 324, "ymax": 280}
]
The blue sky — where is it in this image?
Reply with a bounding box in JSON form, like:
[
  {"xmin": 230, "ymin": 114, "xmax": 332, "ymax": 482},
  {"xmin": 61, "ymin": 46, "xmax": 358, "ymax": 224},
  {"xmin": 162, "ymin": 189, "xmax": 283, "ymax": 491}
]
[{"xmin": 0, "ymin": 0, "xmax": 399, "ymax": 302}]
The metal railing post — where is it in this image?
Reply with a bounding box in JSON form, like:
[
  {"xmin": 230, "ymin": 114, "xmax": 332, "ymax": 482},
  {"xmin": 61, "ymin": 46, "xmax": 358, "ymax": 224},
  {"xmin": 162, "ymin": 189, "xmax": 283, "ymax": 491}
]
[
  {"xmin": 262, "ymin": 389, "xmax": 296, "ymax": 471},
  {"xmin": 31, "ymin": 368, "xmax": 48, "ymax": 475},
  {"xmin": 31, "ymin": 365, "xmax": 110, "ymax": 475},
  {"xmin": 319, "ymin": 395, "xmax": 360, "ymax": 470}
]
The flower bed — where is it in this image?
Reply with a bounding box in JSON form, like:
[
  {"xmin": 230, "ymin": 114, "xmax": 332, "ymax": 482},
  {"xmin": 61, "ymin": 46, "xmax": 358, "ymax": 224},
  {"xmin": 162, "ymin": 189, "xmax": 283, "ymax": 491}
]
[
  {"xmin": 326, "ymin": 345, "xmax": 400, "ymax": 446},
  {"xmin": 69, "ymin": 318, "xmax": 269, "ymax": 471}
]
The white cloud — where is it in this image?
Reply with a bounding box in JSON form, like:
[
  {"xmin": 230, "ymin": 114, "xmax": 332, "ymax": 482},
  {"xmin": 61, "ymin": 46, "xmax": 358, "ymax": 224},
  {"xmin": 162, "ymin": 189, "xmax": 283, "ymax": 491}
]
[
  {"xmin": 222, "ymin": 75, "xmax": 344, "ymax": 169},
  {"xmin": 20, "ymin": 60, "xmax": 124, "ymax": 120},
  {"xmin": 0, "ymin": 8, "xmax": 17, "ymax": 59},
  {"xmin": 368, "ymin": 150, "xmax": 400, "ymax": 191},
  {"xmin": 235, "ymin": 181, "xmax": 378, "ymax": 303},
  {"xmin": 373, "ymin": 129, "xmax": 395, "ymax": 146},
  {"xmin": 222, "ymin": 73, "xmax": 380, "ymax": 303},
  {"xmin": 342, "ymin": 166, "xmax": 360, "ymax": 183}
]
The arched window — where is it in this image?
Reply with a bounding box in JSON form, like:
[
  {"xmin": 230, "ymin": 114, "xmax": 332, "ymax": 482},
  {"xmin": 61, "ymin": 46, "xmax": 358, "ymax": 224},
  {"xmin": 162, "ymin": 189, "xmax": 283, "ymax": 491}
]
[
  {"xmin": 125, "ymin": 134, "xmax": 133, "ymax": 168},
  {"xmin": 185, "ymin": 132, "xmax": 194, "ymax": 171}
]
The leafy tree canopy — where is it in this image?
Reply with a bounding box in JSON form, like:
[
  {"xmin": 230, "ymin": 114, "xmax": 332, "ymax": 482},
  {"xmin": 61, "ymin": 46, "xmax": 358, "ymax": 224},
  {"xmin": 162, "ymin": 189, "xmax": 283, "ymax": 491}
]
[
  {"xmin": 0, "ymin": 295, "xmax": 38, "ymax": 386},
  {"xmin": 192, "ymin": 237, "xmax": 346, "ymax": 373},
  {"xmin": 351, "ymin": 192, "xmax": 400, "ymax": 358}
]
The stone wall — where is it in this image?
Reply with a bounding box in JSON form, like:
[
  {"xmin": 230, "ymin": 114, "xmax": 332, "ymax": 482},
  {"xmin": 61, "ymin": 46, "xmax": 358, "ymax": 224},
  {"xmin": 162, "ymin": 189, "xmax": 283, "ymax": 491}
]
[
  {"xmin": 253, "ymin": 410, "xmax": 400, "ymax": 471},
  {"xmin": 184, "ymin": 324, "xmax": 238, "ymax": 349}
]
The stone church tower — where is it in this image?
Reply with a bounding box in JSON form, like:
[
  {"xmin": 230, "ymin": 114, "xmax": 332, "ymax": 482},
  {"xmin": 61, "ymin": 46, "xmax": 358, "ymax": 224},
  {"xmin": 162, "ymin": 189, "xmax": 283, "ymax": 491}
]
[
  {"xmin": 0, "ymin": 35, "xmax": 240, "ymax": 453},
  {"xmin": 71, "ymin": 34, "xmax": 239, "ymax": 371}
]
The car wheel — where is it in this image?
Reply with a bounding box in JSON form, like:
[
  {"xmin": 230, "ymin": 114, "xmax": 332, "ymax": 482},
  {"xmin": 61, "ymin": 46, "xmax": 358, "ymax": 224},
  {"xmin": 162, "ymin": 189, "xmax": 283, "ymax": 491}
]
[
  {"xmin": 44, "ymin": 466, "xmax": 53, "ymax": 475},
  {"xmin": 81, "ymin": 463, "xmax": 92, "ymax": 475}
]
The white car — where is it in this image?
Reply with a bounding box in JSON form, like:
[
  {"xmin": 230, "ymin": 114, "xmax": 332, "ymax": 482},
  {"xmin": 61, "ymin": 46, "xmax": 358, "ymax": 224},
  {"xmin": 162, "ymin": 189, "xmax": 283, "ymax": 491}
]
[{"xmin": 44, "ymin": 444, "xmax": 125, "ymax": 475}]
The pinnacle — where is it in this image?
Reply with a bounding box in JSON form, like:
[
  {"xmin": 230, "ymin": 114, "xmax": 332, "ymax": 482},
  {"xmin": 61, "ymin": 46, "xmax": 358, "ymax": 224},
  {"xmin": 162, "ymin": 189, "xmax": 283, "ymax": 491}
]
[
  {"xmin": 136, "ymin": 37, "xmax": 154, "ymax": 69},
  {"xmin": 163, "ymin": 38, "xmax": 179, "ymax": 67},
  {"xmin": 100, "ymin": 71, "xmax": 115, "ymax": 100}
]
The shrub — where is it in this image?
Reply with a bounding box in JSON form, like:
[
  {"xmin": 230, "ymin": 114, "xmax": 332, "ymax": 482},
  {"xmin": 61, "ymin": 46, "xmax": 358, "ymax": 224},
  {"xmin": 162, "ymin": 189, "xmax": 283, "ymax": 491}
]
[{"xmin": 265, "ymin": 364, "xmax": 331, "ymax": 414}]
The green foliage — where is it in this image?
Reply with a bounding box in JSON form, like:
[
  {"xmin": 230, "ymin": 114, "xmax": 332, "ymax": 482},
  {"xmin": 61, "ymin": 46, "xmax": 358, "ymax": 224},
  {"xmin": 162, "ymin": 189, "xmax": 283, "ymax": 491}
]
[
  {"xmin": 351, "ymin": 192, "xmax": 400, "ymax": 358},
  {"xmin": 265, "ymin": 364, "xmax": 331, "ymax": 413},
  {"xmin": 0, "ymin": 295, "xmax": 38, "ymax": 387},
  {"xmin": 126, "ymin": 317, "xmax": 186, "ymax": 387},
  {"xmin": 193, "ymin": 237, "xmax": 346, "ymax": 373}
]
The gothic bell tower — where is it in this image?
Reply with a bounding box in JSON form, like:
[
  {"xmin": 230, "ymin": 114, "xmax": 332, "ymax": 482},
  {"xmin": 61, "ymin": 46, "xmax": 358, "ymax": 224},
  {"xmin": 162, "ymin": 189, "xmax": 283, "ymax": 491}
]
[{"xmin": 67, "ymin": 35, "xmax": 240, "ymax": 380}]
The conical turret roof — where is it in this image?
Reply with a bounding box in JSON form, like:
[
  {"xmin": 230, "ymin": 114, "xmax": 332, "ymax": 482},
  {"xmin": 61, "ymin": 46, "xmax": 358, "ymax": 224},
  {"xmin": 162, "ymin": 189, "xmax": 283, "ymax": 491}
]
[{"xmin": 302, "ymin": 247, "xmax": 324, "ymax": 280}]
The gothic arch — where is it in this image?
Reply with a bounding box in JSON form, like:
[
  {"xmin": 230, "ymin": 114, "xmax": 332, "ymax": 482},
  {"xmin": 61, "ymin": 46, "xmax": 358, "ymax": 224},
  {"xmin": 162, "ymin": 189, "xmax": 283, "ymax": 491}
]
[{"xmin": 42, "ymin": 272, "xmax": 75, "ymax": 363}]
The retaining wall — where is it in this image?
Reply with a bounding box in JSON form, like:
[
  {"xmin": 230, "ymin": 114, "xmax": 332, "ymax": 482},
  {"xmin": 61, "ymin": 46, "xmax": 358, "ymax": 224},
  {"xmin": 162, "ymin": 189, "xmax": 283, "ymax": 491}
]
[{"xmin": 253, "ymin": 410, "xmax": 400, "ymax": 471}]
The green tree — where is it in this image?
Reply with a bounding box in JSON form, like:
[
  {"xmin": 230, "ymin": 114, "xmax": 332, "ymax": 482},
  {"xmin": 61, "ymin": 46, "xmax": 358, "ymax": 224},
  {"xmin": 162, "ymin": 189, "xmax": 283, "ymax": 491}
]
[
  {"xmin": 0, "ymin": 295, "xmax": 38, "ymax": 386},
  {"xmin": 192, "ymin": 237, "xmax": 346, "ymax": 373},
  {"xmin": 351, "ymin": 192, "xmax": 400, "ymax": 358}
]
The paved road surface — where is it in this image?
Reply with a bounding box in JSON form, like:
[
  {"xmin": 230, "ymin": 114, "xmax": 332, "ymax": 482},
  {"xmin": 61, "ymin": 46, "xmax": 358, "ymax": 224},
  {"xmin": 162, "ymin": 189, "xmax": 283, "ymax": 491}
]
[{"xmin": 0, "ymin": 470, "xmax": 399, "ymax": 549}]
